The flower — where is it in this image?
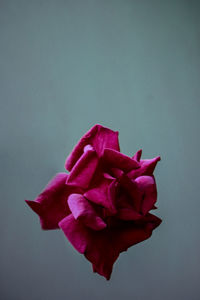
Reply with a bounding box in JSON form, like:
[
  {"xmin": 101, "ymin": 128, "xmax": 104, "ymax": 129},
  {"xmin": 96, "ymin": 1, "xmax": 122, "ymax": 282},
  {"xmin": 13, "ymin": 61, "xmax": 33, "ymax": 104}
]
[{"xmin": 25, "ymin": 124, "xmax": 162, "ymax": 280}]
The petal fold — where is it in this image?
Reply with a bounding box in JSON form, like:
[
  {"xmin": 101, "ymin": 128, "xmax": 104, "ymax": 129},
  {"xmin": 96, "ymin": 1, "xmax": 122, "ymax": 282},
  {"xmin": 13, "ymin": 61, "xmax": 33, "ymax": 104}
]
[
  {"xmin": 102, "ymin": 148, "xmax": 139, "ymax": 172},
  {"xmin": 68, "ymin": 193, "xmax": 106, "ymax": 230},
  {"xmin": 135, "ymin": 175, "xmax": 157, "ymax": 215},
  {"xmin": 84, "ymin": 176, "xmax": 116, "ymax": 215},
  {"xmin": 127, "ymin": 156, "xmax": 161, "ymax": 179},
  {"xmin": 65, "ymin": 124, "xmax": 120, "ymax": 171},
  {"xmin": 66, "ymin": 147, "xmax": 98, "ymax": 189}
]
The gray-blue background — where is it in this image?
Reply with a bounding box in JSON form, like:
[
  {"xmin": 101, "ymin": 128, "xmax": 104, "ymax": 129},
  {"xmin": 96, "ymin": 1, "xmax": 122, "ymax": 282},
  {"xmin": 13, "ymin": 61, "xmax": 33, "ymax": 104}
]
[{"xmin": 1, "ymin": 0, "xmax": 200, "ymax": 299}]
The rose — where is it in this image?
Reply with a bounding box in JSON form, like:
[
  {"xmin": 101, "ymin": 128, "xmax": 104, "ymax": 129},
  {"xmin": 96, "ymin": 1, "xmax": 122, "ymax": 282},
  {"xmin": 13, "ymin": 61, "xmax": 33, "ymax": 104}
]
[{"xmin": 26, "ymin": 124, "xmax": 162, "ymax": 280}]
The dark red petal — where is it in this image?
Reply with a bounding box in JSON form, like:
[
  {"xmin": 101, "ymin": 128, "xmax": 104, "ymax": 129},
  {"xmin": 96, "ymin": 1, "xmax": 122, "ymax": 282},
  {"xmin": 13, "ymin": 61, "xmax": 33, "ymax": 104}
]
[
  {"xmin": 135, "ymin": 176, "xmax": 157, "ymax": 215},
  {"xmin": 65, "ymin": 124, "xmax": 120, "ymax": 171},
  {"xmin": 134, "ymin": 213, "xmax": 162, "ymax": 229},
  {"xmin": 25, "ymin": 173, "xmax": 72, "ymax": 230},
  {"xmin": 102, "ymin": 148, "xmax": 139, "ymax": 172},
  {"xmin": 25, "ymin": 200, "xmax": 41, "ymax": 215},
  {"xmin": 117, "ymin": 208, "xmax": 141, "ymax": 220},
  {"xmin": 127, "ymin": 156, "xmax": 161, "ymax": 179},
  {"xmin": 59, "ymin": 213, "xmax": 161, "ymax": 280},
  {"xmin": 68, "ymin": 193, "xmax": 106, "ymax": 230},
  {"xmin": 66, "ymin": 147, "xmax": 98, "ymax": 189},
  {"xmin": 118, "ymin": 174, "xmax": 142, "ymax": 211},
  {"xmin": 114, "ymin": 175, "xmax": 142, "ymax": 221}
]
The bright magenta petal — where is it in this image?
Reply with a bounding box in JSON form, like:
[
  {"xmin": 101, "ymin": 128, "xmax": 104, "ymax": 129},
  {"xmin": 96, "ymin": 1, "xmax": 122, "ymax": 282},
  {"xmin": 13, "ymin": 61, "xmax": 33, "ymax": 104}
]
[
  {"xmin": 68, "ymin": 193, "xmax": 106, "ymax": 230},
  {"xmin": 65, "ymin": 124, "xmax": 120, "ymax": 171},
  {"xmin": 25, "ymin": 173, "xmax": 71, "ymax": 230},
  {"xmin": 127, "ymin": 156, "xmax": 161, "ymax": 179},
  {"xmin": 135, "ymin": 175, "xmax": 157, "ymax": 215},
  {"xmin": 66, "ymin": 147, "xmax": 98, "ymax": 189},
  {"xmin": 102, "ymin": 148, "xmax": 139, "ymax": 172},
  {"xmin": 59, "ymin": 213, "xmax": 161, "ymax": 280}
]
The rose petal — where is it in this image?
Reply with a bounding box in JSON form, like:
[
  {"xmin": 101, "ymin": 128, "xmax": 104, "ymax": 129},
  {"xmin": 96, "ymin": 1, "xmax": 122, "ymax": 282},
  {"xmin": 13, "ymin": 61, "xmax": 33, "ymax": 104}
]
[
  {"xmin": 59, "ymin": 213, "xmax": 161, "ymax": 280},
  {"xmin": 65, "ymin": 124, "xmax": 120, "ymax": 171},
  {"xmin": 135, "ymin": 175, "xmax": 157, "ymax": 215},
  {"xmin": 110, "ymin": 168, "xmax": 124, "ymax": 178},
  {"xmin": 117, "ymin": 174, "xmax": 142, "ymax": 211},
  {"xmin": 66, "ymin": 147, "xmax": 98, "ymax": 189},
  {"xmin": 25, "ymin": 173, "xmax": 72, "ymax": 230},
  {"xmin": 132, "ymin": 149, "xmax": 142, "ymax": 162},
  {"xmin": 102, "ymin": 148, "xmax": 139, "ymax": 172},
  {"xmin": 114, "ymin": 175, "xmax": 142, "ymax": 221},
  {"xmin": 134, "ymin": 212, "xmax": 162, "ymax": 229},
  {"xmin": 117, "ymin": 208, "xmax": 141, "ymax": 220},
  {"xmin": 127, "ymin": 156, "xmax": 161, "ymax": 179},
  {"xmin": 59, "ymin": 214, "xmax": 89, "ymax": 253},
  {"xmin": 68, "ymin": 193, "xmax": 106, "ymax": 230},
  {"xmin": 84, "ymin": 176, "xmax": 116, "ymax": 215}
]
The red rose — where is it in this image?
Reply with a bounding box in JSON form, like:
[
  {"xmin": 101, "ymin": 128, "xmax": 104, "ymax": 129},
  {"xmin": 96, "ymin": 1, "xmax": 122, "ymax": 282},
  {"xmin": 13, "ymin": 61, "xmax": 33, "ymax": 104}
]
[{"xmin": 26, "ymin": 124, "xmax": 162, "ymax": 280}]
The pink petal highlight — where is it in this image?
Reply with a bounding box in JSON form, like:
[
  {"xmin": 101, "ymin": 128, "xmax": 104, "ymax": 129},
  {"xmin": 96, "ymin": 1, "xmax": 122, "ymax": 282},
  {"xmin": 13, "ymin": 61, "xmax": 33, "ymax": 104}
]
[{"xmin": 68, "ymin": 193, "xmax": 106, "ymax": 230}]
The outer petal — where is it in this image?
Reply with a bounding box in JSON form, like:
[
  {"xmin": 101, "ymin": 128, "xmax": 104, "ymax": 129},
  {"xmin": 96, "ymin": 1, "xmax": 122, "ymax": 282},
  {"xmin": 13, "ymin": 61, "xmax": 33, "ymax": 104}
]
[
  {"xmin": 65, "ymin": 124, "xmax": 120, "ymax": 171},
  {"xmin": 127, "ymin": 156, "xmax": 161, "ymax": 179},
  {"xmin": 66, "ymin": 147, "xmax": 98, "ymax": 189},
  {"xmin": 135, "ymin": 175, "xmax": 157, "ymax": 215},
  {"xmin": 59, "ymin": 213, "xmax": 161, "ymax": 280},
  {"xmin": 25, "ymin": 173, "xmax": 72, "ymax": 230},
  {"xmin": 68, "ymin": 193, "xmax": 106, "ymax": 230},
  {"xmin": 132, "ymin": 149, "xmax": 142, "ymax": 162},
  {"xmin": 102, "ymin": 148, "xmax": 139, "ymax": 172}
]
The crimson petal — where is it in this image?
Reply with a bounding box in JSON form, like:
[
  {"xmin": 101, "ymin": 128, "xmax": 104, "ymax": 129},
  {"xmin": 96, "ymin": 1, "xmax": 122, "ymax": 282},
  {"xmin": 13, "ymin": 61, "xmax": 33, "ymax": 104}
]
[
  {"xmin": 66, "ymin": 147, "xmax": 98, "ymax": 189},
  {"xmin": 59, "ymin": 213, "xmax": 161, "ymax": 280},
  {"xmin": 84, "ymin": 176, "xmax": 116, "ymax": 215},
  {"xmin": 25, "ymin": 173, "xmax": 71, "ymax": 230},
  {"xmin": 135, "ymin": 175, "xmax": 157, "ymax": 215},
  {"xmin": 132, "ymin": 149, "xmax": 142, "ymax": 161},
  {"xmin": 127, "ymin": 156, "xmax": 161, "ymax": 179},
  {"xmin": 65, "ymin": 124, "xmax": 120, "ymax": 171},
  {"xmin": 68, "ymin": 193, "xmax": 106, "ymax": 230},
  {"xmin": 102, "ymin": 148, "xmax": 139, "ymax": 172}
]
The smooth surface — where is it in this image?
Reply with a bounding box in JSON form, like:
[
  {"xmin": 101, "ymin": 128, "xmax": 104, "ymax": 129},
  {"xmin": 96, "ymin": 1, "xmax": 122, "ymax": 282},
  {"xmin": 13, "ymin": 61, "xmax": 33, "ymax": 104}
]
[{"xmin": 1, "ymin": 0, "xmax": 200, "ymax": 299}]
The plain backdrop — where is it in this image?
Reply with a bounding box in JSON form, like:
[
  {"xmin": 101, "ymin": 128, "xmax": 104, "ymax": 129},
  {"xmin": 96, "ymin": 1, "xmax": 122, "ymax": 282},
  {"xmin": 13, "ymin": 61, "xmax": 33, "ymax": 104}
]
[{"xmin": 1, "ymin": 0, "xmax": 200, "ymax": 299}]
